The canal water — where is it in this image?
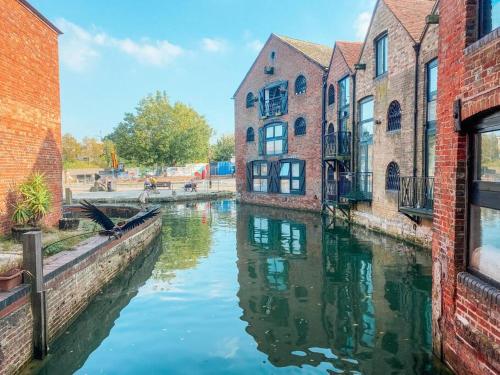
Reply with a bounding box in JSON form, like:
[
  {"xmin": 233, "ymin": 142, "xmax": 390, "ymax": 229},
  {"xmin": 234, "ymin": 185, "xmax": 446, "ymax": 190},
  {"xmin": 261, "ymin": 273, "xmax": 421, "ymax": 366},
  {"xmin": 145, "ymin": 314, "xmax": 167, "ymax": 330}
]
[{"xmin": 29, "ymin": 200, "xmax": 450, "ymax": 375}]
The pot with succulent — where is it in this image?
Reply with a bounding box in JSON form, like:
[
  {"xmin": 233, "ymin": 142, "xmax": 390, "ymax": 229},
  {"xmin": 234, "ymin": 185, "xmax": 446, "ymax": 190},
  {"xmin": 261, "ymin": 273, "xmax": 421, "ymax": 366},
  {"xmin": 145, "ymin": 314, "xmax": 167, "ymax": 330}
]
[{"xmin": 11, "ymin": 172, "xmax": 52, "ymax": 242}]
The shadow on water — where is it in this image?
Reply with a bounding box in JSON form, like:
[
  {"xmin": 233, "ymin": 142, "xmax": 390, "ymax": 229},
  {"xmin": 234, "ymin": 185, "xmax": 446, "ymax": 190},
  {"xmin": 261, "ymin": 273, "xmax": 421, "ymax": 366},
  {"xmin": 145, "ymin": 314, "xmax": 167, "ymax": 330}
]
[
  {"xmin": 25, "ymin": 236, "xmax": 164, "ymax": 375},
  {"xmin": 236, "ymin": 203, "xmax": 451, "ymax": 375}
]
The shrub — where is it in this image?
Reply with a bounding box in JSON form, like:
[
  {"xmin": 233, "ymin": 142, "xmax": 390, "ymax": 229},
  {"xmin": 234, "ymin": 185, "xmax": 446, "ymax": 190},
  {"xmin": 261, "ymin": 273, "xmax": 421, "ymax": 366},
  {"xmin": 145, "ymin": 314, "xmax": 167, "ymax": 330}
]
[{"xmin": 11, "ymin": 173, "xmax": 52, "ymax": 227}]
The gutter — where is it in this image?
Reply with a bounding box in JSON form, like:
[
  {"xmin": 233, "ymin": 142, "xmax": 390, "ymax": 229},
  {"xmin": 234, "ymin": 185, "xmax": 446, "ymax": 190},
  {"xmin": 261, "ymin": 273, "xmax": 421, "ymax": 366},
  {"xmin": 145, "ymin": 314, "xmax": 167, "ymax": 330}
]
[{"xmin": 413, "ymin": 43, "xmax": 421, "ymax": 178}]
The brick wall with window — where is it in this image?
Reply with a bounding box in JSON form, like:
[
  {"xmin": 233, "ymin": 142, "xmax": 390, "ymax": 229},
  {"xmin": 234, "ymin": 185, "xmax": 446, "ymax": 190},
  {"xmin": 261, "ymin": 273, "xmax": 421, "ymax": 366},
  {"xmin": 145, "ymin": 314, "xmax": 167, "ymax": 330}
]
[
  {"xmin": 433, "ymin": 0, "xmax": 500, "ymax": 374},
  {"xmin": 234, "ymin": 34, "xmax": 329, "ymax": 211},
  {"xmin": 0, "ymin": 0, "xmax": 62, "ymax": 234}
]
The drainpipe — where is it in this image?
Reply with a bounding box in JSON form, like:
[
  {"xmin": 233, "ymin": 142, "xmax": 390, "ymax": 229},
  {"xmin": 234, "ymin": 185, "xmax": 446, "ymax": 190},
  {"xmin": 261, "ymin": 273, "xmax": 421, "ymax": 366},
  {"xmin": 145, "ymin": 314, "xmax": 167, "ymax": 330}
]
[
  {"xmin": 321, "ymin": 73, "xmax": 327, "ymax": 210},
  {"xmin": 351, "ymin": 72, "xmax": 357, "ymax": 173},
  {"xmin": 413, "ymin": 43, "xmax": 421, "ymax": 178}
]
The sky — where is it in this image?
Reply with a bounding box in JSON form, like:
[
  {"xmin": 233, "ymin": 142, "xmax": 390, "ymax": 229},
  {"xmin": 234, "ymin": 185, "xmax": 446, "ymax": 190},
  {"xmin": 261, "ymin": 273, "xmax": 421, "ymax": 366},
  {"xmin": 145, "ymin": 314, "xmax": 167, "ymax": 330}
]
[{"xmin": 30, "ymin": 0, "xmax": 376, "ymax": 141}]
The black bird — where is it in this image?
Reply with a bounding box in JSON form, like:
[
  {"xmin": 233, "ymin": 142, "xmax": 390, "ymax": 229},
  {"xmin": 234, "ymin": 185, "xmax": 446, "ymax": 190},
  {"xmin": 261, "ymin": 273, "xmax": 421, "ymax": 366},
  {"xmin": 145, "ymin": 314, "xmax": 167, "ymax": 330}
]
[{"xmin": 80, "ymin": 200, "xmax": 160, "ymax": 238}]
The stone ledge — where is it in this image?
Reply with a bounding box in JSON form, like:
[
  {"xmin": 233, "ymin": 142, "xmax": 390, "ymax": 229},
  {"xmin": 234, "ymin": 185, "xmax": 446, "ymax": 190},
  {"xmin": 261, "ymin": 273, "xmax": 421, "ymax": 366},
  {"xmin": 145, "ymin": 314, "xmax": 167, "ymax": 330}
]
[
  {"xmin": 464, "ymin": 28, "xmax": 500, "ymax": 55},
  {"xmin": 457, "ymin": 272, "xmax": 500, "ymax": 306},
  {"xmin": 0, "ymin": 284, "xmax": 30, "ymax": 315}
]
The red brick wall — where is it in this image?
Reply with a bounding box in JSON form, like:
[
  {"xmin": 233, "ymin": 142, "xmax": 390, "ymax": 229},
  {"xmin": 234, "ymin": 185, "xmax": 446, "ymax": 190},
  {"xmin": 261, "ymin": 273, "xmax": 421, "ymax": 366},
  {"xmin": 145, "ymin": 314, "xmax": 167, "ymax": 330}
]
[
  {"xmin": 433, "ymin": 0, "xmax": 500, "ymax": 373},
  {"xmin": 234, "ymin": 35, "xmax": 325, "ymax": 211},
  {"xmin": 0, "ymin": 0, "xmax": 62, "ymax": 234}
]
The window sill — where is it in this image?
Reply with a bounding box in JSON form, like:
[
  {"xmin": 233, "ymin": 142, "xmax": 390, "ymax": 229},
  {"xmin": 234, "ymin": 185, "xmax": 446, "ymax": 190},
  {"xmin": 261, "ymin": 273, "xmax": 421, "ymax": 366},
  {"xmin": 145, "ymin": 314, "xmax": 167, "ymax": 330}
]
[
  {"xmin": 374, "ymin": 72, "xmax": 388, "ymax": 81},
  {"xmin": 386, "ymin": 129, "xmax": 401, "ymax": 134},
  {"xmin": 457, "ymin": 272, "xmax": 500, "ymax": 306},
  {"xmin": 465, "ymin": 27, "xmax": 500, "ymax": 55}
]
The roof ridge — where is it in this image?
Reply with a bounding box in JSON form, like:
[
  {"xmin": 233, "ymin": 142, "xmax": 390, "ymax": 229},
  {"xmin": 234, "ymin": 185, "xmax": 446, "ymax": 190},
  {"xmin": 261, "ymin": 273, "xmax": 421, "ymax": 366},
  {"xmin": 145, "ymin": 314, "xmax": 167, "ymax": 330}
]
[{"xmin": 274, "ymin": 34, "xmax": 332, "ymax": 48}]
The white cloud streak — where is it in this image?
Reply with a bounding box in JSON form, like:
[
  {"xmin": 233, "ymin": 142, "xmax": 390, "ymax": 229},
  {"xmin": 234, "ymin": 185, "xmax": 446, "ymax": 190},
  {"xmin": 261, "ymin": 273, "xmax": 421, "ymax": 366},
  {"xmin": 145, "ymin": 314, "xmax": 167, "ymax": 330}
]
[
  {"xmin": 55, "ymin": 18, "xmax": 184, "ymax": 71},
  {"xmin": 201, "ymin": 37, "xmax": 227, "ymax": 53},
  {"xmin": 246, "ymin": 39, "xmax": 264, "ymax": 53},
  {"xmin": 354, "ymin": 11, "xmax": 372, "ymax": 39}
]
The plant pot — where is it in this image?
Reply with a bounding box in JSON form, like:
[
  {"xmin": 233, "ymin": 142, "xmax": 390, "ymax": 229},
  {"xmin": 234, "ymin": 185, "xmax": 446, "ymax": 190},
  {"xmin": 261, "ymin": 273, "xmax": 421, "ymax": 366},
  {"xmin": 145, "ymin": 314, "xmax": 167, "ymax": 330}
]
[
  {"xmin": 59, "ymin": 218, "xmax": 80, "ymax": 231},
  {"xmin": 11, "ymin": 225, "xmax": 40, "ymax": 242},
  {"xmin": 0, "ymin": 269, "xmax": 23, "ymax": 292}
]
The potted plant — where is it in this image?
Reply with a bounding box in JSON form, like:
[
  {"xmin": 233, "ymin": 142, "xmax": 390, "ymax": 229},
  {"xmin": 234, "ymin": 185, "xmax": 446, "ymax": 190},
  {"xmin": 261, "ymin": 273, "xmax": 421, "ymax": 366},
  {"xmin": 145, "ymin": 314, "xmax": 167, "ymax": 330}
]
[
  {"xmin": 11, "ymin": 172, "xmax": 52, "ymax": 242},
  {"xmin": 0, "ymin": 269, "xmax": 23, "ymax": 292}
]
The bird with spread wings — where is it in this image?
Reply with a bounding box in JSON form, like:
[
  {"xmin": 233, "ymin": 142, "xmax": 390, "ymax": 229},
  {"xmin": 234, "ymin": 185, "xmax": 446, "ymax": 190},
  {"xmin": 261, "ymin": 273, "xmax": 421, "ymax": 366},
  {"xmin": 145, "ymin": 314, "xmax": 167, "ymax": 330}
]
[{"xmin": 80, "ymin": 200, "xmax": 160, "ymax": 238}]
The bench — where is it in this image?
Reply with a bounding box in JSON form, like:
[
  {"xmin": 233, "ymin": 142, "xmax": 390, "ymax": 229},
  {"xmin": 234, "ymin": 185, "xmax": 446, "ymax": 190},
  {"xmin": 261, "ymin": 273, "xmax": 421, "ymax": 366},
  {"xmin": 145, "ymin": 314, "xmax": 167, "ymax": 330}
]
[{"xmin": 155, "ymin": 181, "xmax": 172, "ymax": 189}]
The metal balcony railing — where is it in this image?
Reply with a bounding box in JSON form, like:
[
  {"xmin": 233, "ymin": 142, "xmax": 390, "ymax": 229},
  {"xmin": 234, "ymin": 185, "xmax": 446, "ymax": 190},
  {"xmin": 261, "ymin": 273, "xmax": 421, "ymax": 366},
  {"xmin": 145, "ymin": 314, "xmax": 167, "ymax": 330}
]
[
  {"xmin": 324, "ymin": 132, "xmax": 351, "ymax": 159},
  {"xmin": 324, "ymin": 172, "xmax": 373, "ymax": 204},
  {"xmin": 263, "ymin": 97, "xmax": 282, "ymax": 117},
  {"xmin": 398, "ymin": 176, "xmax": 434, "ymax": 218}
]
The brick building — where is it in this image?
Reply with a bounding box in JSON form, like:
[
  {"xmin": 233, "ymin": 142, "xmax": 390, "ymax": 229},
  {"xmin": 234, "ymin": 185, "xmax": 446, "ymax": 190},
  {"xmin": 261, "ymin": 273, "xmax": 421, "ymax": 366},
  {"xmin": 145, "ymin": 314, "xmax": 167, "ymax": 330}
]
[
  {"xmin": 432, "ymin": 0, "xmax": 500, "ymax": 373},
  {"xmin": 0, "ymin": 0, "xmax": 62, "ymax": 233},
  {"xmin": 234, "ymin": 34, "xmax": 332, "ymax": 211},
  {"xmin": 324, "ymin": 0, "xmax": 438, "ymax": 247}
]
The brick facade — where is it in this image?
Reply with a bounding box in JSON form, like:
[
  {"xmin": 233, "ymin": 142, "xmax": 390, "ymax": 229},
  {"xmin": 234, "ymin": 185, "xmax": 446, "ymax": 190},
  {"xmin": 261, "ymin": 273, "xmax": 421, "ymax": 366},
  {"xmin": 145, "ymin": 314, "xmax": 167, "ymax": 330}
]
[
  {"xmin": 0, "ymin": 0, "xmax": 62, "ymax": 234},
  {"xmin": 234, "ymin": 34, "xmax": 331, "ymax": 212},
  {"xmin": 433, "ymin": 0, "xmax": 500, "ymax": 374}
]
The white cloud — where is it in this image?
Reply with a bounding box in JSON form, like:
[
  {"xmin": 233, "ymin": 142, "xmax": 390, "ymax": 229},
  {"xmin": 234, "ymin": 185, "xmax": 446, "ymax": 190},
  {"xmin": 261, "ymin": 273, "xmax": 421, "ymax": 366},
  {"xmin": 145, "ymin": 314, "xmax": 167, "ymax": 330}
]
[
  {"xmin": 246, "ymin": 39, "xmax": 264, "ymax": 53},
  {"xmin": 201, "ymin": 37, "xmax": 227, "ymax": 53},
  {"xmin": 354, "ymin": 11, "xmax": 372, "ymax": 39},
  {"xmin": 55, "ymin": 18, "xmax": 184, "ymax": 71}
]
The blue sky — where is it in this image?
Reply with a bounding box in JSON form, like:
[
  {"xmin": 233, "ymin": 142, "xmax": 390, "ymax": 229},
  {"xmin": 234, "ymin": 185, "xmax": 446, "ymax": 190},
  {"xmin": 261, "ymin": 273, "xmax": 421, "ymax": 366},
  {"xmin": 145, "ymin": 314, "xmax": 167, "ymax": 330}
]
[{"xmin": 31, "ymin": 0, "xmax": 376, "ymax": 141}]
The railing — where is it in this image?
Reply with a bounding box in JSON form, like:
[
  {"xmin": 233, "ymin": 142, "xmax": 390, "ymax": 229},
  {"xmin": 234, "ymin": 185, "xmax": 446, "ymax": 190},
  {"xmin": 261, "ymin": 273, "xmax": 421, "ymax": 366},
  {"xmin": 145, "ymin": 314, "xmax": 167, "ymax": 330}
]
[
  {"xmin": 398, "ymin": 176, "xmax": 434, "ymax": 217},
  {"xmin": 263, "ymin": 97, "xmax": 282, "ymax": 117},
  {"xmin": 324, "ymin": 132, "xmax": 351, "ymax": 159},
  {"xmin": 324, "ymin": 172, "xmax": 373, "ymax": 204}
]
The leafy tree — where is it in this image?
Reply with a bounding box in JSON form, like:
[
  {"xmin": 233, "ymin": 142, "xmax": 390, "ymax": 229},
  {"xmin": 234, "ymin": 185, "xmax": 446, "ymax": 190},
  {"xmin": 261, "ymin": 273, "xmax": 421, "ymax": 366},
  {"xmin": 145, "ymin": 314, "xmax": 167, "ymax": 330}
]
[
  {"xmin": 62, "ymin": 133, "xmax": 117, "ymax": 169},
  {"xmin": 106, "ymin": 91, "xmax": 212, "ymax": 167},
  {"xmin": 210, "ymin": 134, "xmax": 235, "ymax": 161},
  {"xmin": 62, "ymin": 133, "xmax": 81, "ymax": 167}
]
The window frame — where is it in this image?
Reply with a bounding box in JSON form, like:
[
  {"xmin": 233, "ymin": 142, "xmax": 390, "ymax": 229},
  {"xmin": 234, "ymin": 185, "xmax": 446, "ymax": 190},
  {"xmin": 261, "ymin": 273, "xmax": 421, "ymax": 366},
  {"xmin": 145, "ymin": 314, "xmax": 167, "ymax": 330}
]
[
  {"xmin": 279, "ymin": 159, "xmax": 303, "ymax": 195},
  {"xmin": 375, "ymin": 32, "xmax": 388, "ymax": 77},
  {"xmin": 264, "ymin": 122, "xmax": 286, "ymax": 156},
  {"xmin": 338, "ymin": 76, "xmax": 350, "ymax": 132},
  {"xmin": 294, "ymin": 117, "xmax": 306, "ymax": 136},
  {"xmin": 251, "ymin": 160, "xmax": 269, "ymax": 193},
  {"xmin": 328, "ymin": 84, "xmax": 335, "ymax": 106},
  {"xmin": 478, "ymin": 0, "xmax": 500, "ymax": 39},
  {"xmin": 466, "ymin": 111, "xmax": 500, "ymax": 287},
  {"xmin": 387, "ymin": 100, "xmax": 402, "ymax": 132},
  {"xmin": 385, "ymin": 161, "xmax": 401, "ymax": 191},
  {"xmin": 246, "ymin": 127, "xmax": 255, "ymax": 142},
  {"xmin": 425, "ymin": 59, "xmax": 438, "ymax": 177},
  {"xmin": 246, "ymin": 92, "xmax": 255, "ymax": 108},
  {"xmin": 295, "ymin": 74, "xmax": 307, "ymax": 95},
  {"xmin": 358, "ymin": 97, "xmax": 375, "ymax": 175}
]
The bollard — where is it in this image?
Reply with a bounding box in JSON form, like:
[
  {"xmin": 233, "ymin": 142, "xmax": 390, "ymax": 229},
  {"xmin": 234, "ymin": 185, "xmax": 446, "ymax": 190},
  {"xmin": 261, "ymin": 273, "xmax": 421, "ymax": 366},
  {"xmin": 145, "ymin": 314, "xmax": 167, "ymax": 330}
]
[
  {"xmin": 65, "ymin": 187, "xmax": 72, "ymax": 205},
  {"xmin": 22, "ymin": 231, "xmax": 48, "ymax": 359}
]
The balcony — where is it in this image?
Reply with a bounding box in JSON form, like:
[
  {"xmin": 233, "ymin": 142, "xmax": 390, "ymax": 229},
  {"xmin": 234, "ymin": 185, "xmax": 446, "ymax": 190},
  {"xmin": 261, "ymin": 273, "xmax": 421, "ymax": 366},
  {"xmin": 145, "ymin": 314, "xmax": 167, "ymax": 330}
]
[
  {"xmin": 262, "ymin": 97, "xmax": 283, "ymax": 118},
  {"xmin": 324, "ymin": 132, "xmax": 351, "ymax": 160},
  {"xmin": 324, "ymin": 172, "xmax": 373, "ymax": 204},
  {"xmin": 398, "ymin": 177, "xmax": 434, "ymax": 218}
]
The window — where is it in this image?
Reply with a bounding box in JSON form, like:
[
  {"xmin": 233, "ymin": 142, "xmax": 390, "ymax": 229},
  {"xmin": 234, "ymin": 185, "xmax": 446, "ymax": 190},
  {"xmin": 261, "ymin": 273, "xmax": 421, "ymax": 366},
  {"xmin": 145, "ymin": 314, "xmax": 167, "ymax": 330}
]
[
  {"xmin": 359, "ymin": 98, "xmax": 374, "ymax": 174},
  {"xmin": 387, "ymin": 101, "xmax": 401, "ymax": 131},
  {"xmin": 295, "ymin": 75, "xmax": 307, "ymax": 95},
  {"xmin": 252, "ymin": 217, "xmax": 269, "ymax": 247},
  {"xmin": 279, "ymin": 222, "xmax": 306, "ymax": 255},
  {"xmin": 246, "ymin": 92, "xmax": 255, "ymax": 108},
  {"xmin": 279, "ymin": 160, "xmax": 305, "ymax": 194},
  {"xmin": 328, "ymin": 84, "xmax": 335, "ymax": 106},
  {"xmin": 375, "ymin": 33, "xmax": 388, "ymax": 77},
  {"xmin": 385, "ymin": 162, "xmax": 400, "ymax": 191},
  {"xmin": 261, "ymin": 122, "xmax": 287, "ymax": 156},
  {"xmin": 246, "ymin": 127, "xmax": 255, "ymax": 142},
  {"xmin": 469, "ymin": 114, "xmax": 500, "ymax": 284},
  {"xmin": 294, "ymin": 117, "xmax": 306, "ymax": 136},
  {"xmin": 426, "ymin": 59, "xmax": 438, "ymax": 177},
  {"xmin": 338, "ymin": 77, "xmax": 350, "ymax": 132},
  {"xmin": 270, "ymin": 51, "xmax": 276, "ymax": 62},
  {"xmin": 479, "ymin": 0, "xmax": 500, "ymax": 38},
  {"xmin": 258, "ymin": 81, "xmax": 288, "ymax": 118},
  {"xmin": 252, "ymin": 161, "xmax": 268, "ymax": 192}
]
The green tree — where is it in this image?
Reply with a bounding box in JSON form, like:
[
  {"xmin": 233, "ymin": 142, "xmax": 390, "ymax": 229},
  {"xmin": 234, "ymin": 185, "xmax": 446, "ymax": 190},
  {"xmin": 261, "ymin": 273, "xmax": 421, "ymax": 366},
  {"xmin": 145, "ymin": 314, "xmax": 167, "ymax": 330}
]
[
  {"xmin": 210, "ymin": 134, "xmax": 235, "ymax": 161},
  {"xmin": 62, "ymin": 133, "xmax": 81, "ymax": 167},
  {"xmin": 106, "ymin": 91, "xmax": 212, "ymax": 166}
]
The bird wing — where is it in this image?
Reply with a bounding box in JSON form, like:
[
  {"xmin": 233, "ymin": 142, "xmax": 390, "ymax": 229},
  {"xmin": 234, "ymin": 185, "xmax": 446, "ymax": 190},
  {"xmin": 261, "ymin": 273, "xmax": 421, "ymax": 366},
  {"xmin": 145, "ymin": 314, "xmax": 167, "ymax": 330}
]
[
  {"xmin": 120, "ymin": 207, "xmax": 161, "ymax": 232},
  {"xmin": 80, "ymin": 200, "xmax": 115, "ymax": 230}
]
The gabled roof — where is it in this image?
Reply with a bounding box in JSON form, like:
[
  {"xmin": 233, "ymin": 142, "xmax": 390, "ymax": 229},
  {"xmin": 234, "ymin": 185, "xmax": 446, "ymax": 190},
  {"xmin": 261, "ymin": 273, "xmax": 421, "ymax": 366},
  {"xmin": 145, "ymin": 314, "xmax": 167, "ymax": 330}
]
[
  {"xmin": 233, "ymin": 34, "xmax": 332, "ymax": 98},
  {"xmin": 275, "ymin": 34, "xmax": 333, "ymax": 69},
  {"xmin": 384, "ymin": 0, "xmax": 436, "ymax": 42},
  {"xmin": 336, "ymin": 41, "xmax": 363, "ymax": 72}
]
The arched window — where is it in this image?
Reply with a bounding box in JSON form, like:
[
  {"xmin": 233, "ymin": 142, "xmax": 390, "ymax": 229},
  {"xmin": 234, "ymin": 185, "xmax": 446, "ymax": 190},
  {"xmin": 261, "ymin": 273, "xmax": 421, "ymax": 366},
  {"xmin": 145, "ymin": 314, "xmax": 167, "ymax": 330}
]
[
  {"xmin": 294, "ymin": 117, "xmax": 306, "ymax": 136},
  {"xmin": 295, "ymin": 75, "xmax": 307, "ymax": 95},
  {"xmin": 246, "ymin": 127, "xmax": 255, "ymax": 142},
  {"xmin": 246, "ymin": 92, "xmax": 255, "ymax": 108},
  {"xmin": 386, "ymin": 162, "xmax": 400, "ymax": 191},
  {"xmin": 328, "ymin": 84, "xmax": 335, "ymax": 105},
  {"xmin": 387, "ymin": 100, "xmax": 401, "ymax": 131}
]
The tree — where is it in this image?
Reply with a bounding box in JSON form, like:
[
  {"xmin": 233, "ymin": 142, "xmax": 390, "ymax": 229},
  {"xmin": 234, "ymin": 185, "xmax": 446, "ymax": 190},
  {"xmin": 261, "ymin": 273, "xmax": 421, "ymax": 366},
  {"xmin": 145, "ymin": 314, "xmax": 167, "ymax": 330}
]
[
  {"xmin": 62, "ymin": 133, "xmax": 81, "ymax": 167},
  {"xmin": 62, "ymin": 133, "xmax": 117, "ymax": 169},
  {"xmin": 106, "ymin": 91, "xmax": 212, "ymax": 167},
  {"xmin": 210, "ymin": 134, "xmax": 235, "ymax": 162}
]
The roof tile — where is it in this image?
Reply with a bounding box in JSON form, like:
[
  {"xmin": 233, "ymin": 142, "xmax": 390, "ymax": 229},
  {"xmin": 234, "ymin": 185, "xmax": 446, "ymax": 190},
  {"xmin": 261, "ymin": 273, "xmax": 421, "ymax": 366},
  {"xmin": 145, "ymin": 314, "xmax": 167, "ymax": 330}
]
[
  {"xmin": 383, "ymin": 0, "xmax": 436, "ymax": 41},
  {"xmin": 275, "ymin": 34, "xmax": 333, "ymax": 69},
  {"xmin": 336, "ymin": 42, "xmax": 363, "ymax": 71}
]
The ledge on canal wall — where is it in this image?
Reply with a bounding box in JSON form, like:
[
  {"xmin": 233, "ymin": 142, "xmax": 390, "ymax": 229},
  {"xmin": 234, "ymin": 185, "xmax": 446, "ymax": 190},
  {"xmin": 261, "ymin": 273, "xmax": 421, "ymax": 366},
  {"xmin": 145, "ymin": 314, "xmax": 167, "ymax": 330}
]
[
  {"xmin": 73, "ymin": 190, "xmax": 234, "ymax": 204},
  {"xmin": 0, "ymin": 208, "xmax": 162, "ymax": 375}
]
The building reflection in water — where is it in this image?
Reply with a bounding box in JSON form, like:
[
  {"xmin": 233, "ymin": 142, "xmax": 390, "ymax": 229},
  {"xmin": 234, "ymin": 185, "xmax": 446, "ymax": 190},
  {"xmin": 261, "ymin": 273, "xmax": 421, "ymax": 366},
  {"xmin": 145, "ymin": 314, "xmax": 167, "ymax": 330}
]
[{"xmin": 236, "ymin": 203, "xmax": 437, "ymax": 374}]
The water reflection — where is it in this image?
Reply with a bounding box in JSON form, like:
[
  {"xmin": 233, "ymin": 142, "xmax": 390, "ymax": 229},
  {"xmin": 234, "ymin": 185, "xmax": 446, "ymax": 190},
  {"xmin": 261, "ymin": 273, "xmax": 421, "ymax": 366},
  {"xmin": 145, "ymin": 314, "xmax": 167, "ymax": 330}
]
[{"xmin": 237, "ymin": 204, "xmax": 440, "ymax": 374}]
